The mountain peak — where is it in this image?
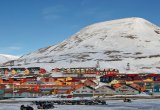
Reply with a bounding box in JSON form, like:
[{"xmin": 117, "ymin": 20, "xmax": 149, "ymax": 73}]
[{"xmin": 82, "ymin": 17, "xmax": 156, "ymax": 32}]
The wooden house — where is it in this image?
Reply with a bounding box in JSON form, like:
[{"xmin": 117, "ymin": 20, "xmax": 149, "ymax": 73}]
[
  {"xmin": 65, "ymin": 77, "xmax": 73, "ymax": 85},
  {"xmin": 40, "ymin": 78, "xmax": 56, "ymax": 85},
  {"xmin": 144, "ymin": 82, "xmax": 154, "ymax": 94},
  {"xmin": 3, "ymin": 89, "xmax": 13, "ymax": 98},
  {"xmin": 113, "ymin": 84, "xmax": 139, "ymax": 95},
  {"xmin": 82, "ymin": 79, "xmax": 97, "ymax": 88},
  {"xmin": 39, "ymin": 85, "xmax": 62, "ymax": 95},
  {"xmin": 0, "ymin": 68, "xmax": 10, "ymax": 75},
  {"xmin": 100, "ymin": 74, "xmax": 115, "ymax": 83},
  {"xmin": 39, "ymin": 68, "xmax": 46, "ymax": 74},
  {"xmin": 129, "ymin": 83, "xmax": 145, "ymax": 92},
  {"xmin": 52, "ymin": 86, "xmax": 73, "ymax": 95},
  {"xmin": 72, "ymin": 85, "xmax": 94, "ymax": 97},
  {"xmin": 106, "ymin": 68, "xmax": 119, "ymax": 75},
  {"xmin": 24, "ymin": 69, "xmax": 30, "ymax": 75},
  {"xmin": 16, "ymin": 89, "xmax": 41, "ymax": 98},
  {"xmin": 11, "ymin": 68, "xmax": 26, "ymax": 74},
  {"xmin": 153, "ymin": 82, "xmax": 160, "ymax": 95},
  {"xmin": 40, "ymin": 88, "xmax": 54, "ymax": 95},
  {"xmin": 0, "ymin": 85, "xmax": 5, "ymax": 99},
  {"xmin": 95, "ymin": 85, "xmax": 116, "ymax": 96},
  {"xmin": 27, "ymin": 67, "xmax": 40, "ymax": 74},
  {"xmin": 51, "ymin": 68, "xmax": 61, "ymax": 72},
  {"xmin": 0, "ymin": 79, "xmax": 3, "ymax": 84},
  {"xmin": 4, "ymin": 89, "xmax": 41, "ymax": 98},
  {"xmin": 65, "ymin": 78, "xmax": 82, "ymax": 86},
  {"xmin": 54, "ymin": 80, "xmax": 65, "ymax": 86},
  {"xmin": 109, "ymin": 80, "xmax": 120, "ymax": 85}
]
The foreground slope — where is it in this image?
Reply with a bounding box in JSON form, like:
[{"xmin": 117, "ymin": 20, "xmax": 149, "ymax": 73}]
[{"xmin": 15, "ymin": 17, "xmax": 160, "ymax": 72}]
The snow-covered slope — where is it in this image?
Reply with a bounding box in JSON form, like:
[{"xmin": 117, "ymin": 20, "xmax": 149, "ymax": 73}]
[
  {"xmin": 0, "ymin": 54, "xmax": 19, "ymax": 64},
  {"xmin": 15, "ymin": 17, "xmax": 160, "ymax": 72}
]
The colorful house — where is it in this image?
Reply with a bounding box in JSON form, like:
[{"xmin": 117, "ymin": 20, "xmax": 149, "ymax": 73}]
[
  {"xmin": 95, "ymin": 85, "xmax": 116, "ymax": 96},
  {"xmin": 3, "ymin": 89, "xmax": 13, "ymax": 98},
  {"xmin": 113, "ymin": 84, "xmax": 139, "ymax": 95},
  {"xmin": 40, "ymin": 78, "xmax": 56, "ymax": 85},
  {"xmin": 40, "ymin": 88, "xmax": 54, "ymax": 95},
  {"xmin": 39, "ymin": 68, "xmax": 47, "ymax": 74},
  {"xmin": 0, "ymin": 85, "xmax": 5, "ymax": 99},
  {"xmin": 27, "ymin": 67, "xmax": 40, "ymax": 74},
  {"xmin": 153, "ymin": 82, "xmax": 160, "ymax": 95},
  {"xmin": 129, "ymin": 83, "xmax": 145, "ymax": 92},
  {"xmin": 72, "ymin": 86, "xmax": 94, "ymax": 97},
  {"xmin": 100, "ymin": 75, "xmax": 114, "ymax": 83},
  {"xmin": 0, "ymin": 68, "xmax": 10, "ymax": 75},
  {"xmin": 11, "ymin": 68, "xmax": 26, "ymax": 74},
  {"xmin": 144, "ymin": 82, "xmax": 154, "ymax": 94},
  {"xmin": 4, "ymin": 89, "xmax": 41, "ymax": 98},
  {"xmin": 82, "ymin": 79, "xmax": 97, "ymax": 88},
  {"xmin": 52, "ymin": 86, "xmax": 73, "ymax": 95},
  {"xmin": 24, "ymin": 69, "xmax": 30, "ymax": 75}
]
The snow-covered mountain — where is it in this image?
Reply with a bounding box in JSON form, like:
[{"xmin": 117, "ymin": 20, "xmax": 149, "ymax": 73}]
[
  {"xmin": 15, "ymin": 17, "xmax": 160, "ymax": 73},
  {"xmin": 0, "ymin": 54, "xmax": 19, "ymax": 64}
]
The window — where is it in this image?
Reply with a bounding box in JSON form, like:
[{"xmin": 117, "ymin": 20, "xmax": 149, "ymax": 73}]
[{"xmin": 82, "ymin": 91, "xmax": 87, "ymax": 93}]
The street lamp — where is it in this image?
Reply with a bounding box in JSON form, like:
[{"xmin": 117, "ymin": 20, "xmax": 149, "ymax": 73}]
[
  {"xmin": 12, "ymin": 83, "xmax": 14, "ymax": 98},
  {"xmin": 12, "ymin": 83, "xmax": 20, "ymax": 98}
]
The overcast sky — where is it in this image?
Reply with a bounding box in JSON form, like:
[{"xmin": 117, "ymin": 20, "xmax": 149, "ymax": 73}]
[{"xmin": 0, "ymin": 0, "xmax": 159, "ymax": 56}]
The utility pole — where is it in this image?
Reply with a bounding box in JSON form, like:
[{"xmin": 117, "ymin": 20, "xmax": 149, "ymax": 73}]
[
  {"xmin": 96, "ymin": 60, "xmax": 100, "ymax": 69},
  {"xmin": 37, "ymin": 58, "xmax": 40, "ymax": 63},
  {"xmin": 70, "ymin": 59, "xmax": 72, "ymax": 64},
  {"xmin": 24, "ymin": 59, "xmax": 27, "ymax": 65},
  {"xmin": 126, "ymin": 63, "xmax": 130, "ymax": 70},
  {"xmin": 152, "ymin": 80, "xmax": 154, "ymax": 96},
  {"xmin": 12, "ymin": 83, "xmax": 14, "ymax": 98}
]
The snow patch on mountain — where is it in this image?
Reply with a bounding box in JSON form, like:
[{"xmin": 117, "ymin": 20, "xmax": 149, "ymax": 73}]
[{"xmin": 0, "ymin": 54, "xmax": 19, "ymax": 64}]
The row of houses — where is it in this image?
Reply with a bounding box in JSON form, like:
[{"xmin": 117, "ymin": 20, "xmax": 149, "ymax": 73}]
[
  {"xmin": 1, "ymin": 72, "xmax": 160, "ymax": 98},
  {"xmin": 0, "ymin": 67, "xmax": 46, "ymax": 75},
  {"xmin": 100, "ymin": 73, "xmax": 160, "ymax": 83},
  {"xmin": 0, "ymin": 82, "xmax": 142, "ymax": 98},
  {"xmin": 52, "ymin": 67, "xmax": 119, "ymax": 75},
  {"xmin": 0, "ymin": 67, "xmax": 160, "ymax": 98},
  {"xmin": 98, "ymin": 72, "xmax": 160, "ymax": 95},
  {"xmin": 0, "ymin": 67, "xmax": 119, "ymax": 76}
]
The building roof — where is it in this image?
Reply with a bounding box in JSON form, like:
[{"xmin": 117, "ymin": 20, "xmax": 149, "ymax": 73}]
[{"xmin": 96, "ymin": 85, "xmax": 115, "ymax": 91}]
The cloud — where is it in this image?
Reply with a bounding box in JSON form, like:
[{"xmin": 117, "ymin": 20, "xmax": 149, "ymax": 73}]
[
  {"xmin": 0, "ymin": 46, "xmax": 22, "ymax": 54},
  {"xmin": 7, "ymin": 46, "xmax": 21, "ymax": 50}
]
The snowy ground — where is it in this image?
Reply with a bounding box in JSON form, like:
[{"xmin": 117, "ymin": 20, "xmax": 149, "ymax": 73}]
[{"xmin": 0, "ymin": 99, "xmax": 159, "ymax": 110}]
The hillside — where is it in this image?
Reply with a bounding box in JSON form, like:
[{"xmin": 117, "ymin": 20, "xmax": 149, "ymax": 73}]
[
  {"xmin": 14, "ymin": 17, "xmax": 160, "ymax": 73},
  {"xmin": 0, "ymin": 54, "xmax": 19, "ymax": 64}
]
